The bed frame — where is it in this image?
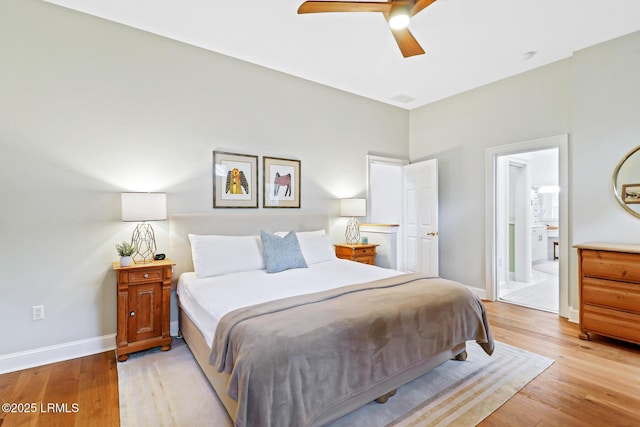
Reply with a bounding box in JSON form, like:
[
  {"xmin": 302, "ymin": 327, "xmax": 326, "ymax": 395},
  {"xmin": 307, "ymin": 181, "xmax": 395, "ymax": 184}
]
[{"xmin": 169, "ymin": 212, "xmax": 466, "ymax": 425}]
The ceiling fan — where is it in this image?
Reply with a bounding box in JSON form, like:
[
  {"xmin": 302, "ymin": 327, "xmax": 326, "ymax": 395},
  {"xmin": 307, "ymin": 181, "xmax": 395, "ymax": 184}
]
[{"xmin": 297, "ymin": 0, "xmax": 437, "ymax": 58}]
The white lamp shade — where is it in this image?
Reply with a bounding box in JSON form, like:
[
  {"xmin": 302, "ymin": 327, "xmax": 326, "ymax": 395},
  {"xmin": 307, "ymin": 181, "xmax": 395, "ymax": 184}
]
[
  {"xmin": 121, "ymin": 193, "xmax": 167, "ymax": 222},
  {"xmin": 340, "ymin": 198, "xmax": 366, "ymax": 217}
]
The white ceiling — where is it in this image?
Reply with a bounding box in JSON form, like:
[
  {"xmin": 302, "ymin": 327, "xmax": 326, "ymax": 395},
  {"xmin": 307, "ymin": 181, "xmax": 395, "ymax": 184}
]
[{"xmin": 44, "ymin": 0, "xmax": 640, "ymax": 109}]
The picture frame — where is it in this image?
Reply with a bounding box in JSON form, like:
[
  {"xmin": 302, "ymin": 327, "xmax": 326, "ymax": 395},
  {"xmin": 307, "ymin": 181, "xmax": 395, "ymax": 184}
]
[
  {"xmin": 213, "ymin": 151, "xmax": 258, "ymax": 208},
  {"xmin": 623, "ymin": 183, "xmax": 640, "ymax": 204},
  {"xmin": 263, "ymin": 156, "xmax": 301, "ymax": 208}
]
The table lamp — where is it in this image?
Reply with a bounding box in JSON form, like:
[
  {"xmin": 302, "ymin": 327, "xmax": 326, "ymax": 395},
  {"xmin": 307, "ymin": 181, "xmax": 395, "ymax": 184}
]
[
  {"xmin": 340, "ymin": 198, "xmax": 366, "ymax": 244},
  {"xmin": 121, "ymin": 192, "xmax": 167, "ymax": 263}
]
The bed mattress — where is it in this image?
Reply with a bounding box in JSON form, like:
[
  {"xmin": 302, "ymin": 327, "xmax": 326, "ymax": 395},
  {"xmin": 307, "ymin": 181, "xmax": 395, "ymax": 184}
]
[{"xmin": 177, "ymin": 259, "xmax": 402, "ymax": 347}]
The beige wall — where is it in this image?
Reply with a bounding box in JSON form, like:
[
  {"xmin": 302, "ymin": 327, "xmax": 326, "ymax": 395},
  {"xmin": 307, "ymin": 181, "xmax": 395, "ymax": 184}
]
[
  {"xmin": 4, "ymin": 0, "xmax": 640, "ymax": 362},
  {"xmin": 0, "ymin": 0, "xmax": 409, "ymax": 357},
  {"xmin": 409, "ymin": 30, "xmax": 640, "ymax": 311},
  {"xmin": 409, "ymin": 59, "xmax": 571, "ymax": 290}
]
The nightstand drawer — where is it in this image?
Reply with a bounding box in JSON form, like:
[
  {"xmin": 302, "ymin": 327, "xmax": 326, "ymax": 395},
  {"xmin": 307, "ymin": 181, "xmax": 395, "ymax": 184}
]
[
  {"xmin": 335, "ymin": 245, "xmax": 376, "ymax": 258},
  {"xmin": 334, "ymin": 244, "xmax": 378, "ymax": 266},
  {"xmin": 354, "ymin": 256, "xmax": 375, "ymax": 265},
  {"xmin": 127, "ymin": 269, "xmax": 163, "ymax": 283},
  {"xmin": 352, "ymin": 247, "xmax": 376, "ymax": 257}
]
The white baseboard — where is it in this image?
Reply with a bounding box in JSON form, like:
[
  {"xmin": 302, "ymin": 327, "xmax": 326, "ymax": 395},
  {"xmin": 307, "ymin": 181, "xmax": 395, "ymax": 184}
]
[
  {"xmin": 467, "ymin": 285, "xmax": 487, "ymax": 300},
  {"xmin": 1, "ymin": 310, "xmax": 575, "ymax": 375},
  {"xmin": 0, "ymin": 334, "xmax": 116, "ymax": 374},
  {"xmin": 171, "ymin": 320, "xmax": 179, "ymax": 337},
  {"xmin": 1, "ymin": 324, "xmax": 183, "ymax": 374},
  {"xmin": 568, "ymin": 307, "xmax": 579, "ymax": 324}
]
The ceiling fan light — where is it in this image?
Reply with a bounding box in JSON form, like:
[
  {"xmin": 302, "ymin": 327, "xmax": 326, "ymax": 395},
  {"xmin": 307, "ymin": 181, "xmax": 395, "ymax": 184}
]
[
  {"xmin": 389, "ymin": 5, "xmax": 411, "ymax": 30},
  {"xmin": 389, "ymin": 13, "xmax": 410, "ymax": 30}
]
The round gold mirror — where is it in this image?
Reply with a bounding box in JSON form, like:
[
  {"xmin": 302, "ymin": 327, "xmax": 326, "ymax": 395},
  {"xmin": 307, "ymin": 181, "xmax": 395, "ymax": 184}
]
[{"xmin": 613, "ymin": 145, "xmax": 640, "ymax": 218}]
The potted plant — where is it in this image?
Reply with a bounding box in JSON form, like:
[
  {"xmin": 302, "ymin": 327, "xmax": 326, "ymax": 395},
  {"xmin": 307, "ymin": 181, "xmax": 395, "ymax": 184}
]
[{"xmin": 116, "ymin": 241, "xmax": 136, "ymax": 266}]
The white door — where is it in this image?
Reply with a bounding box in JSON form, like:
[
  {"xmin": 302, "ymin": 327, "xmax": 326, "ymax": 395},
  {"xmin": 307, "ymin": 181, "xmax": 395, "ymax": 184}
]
[
  {"xmin": 509, "ymin": 159, "xmax": 532, "ymax": 283},
  {"xmin": 403, "ymin": 159, "xmax": 438, "ymax": 276}
]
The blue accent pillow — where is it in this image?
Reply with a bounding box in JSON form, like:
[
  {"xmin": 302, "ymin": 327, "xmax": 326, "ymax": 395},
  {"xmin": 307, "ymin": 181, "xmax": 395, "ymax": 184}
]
[{"xmin": 260, "ymin": 230, "xmax": 308, "ymax": 273}]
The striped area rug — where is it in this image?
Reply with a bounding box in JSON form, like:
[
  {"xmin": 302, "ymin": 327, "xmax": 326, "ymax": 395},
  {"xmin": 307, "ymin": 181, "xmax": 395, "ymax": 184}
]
[{"xmin": 118, "ymin": 340, "xmax": 552, "ymax": 427}]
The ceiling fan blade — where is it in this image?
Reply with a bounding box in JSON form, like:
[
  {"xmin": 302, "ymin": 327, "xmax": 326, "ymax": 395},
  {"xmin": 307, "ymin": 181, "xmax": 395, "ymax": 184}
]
[
  {"xmin": 298, "ymin": 1, "xmax": 393, "ymax": 14},
  {"xmin": 299, "ymin": 0, "xmax": 424, "ymax": 58},
  {"xmin": 389, "ymin": 27, "xmax": 425, "ymax": 57},
  {"xmin": 410, "ymin": 0, "xmax": 437, "ymax": 16}
]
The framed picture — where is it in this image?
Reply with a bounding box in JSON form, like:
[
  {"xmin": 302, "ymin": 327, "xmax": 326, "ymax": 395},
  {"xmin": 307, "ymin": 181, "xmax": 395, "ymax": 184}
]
[
  {"xmin": 213, "ymin": 151, "xmax": 258, "ymax": 208},
  {"xmin": 263, "ymin": 156, "xmax": 301, "ymax": 208},
  {"xmin": 623, "ymin": 183, "xmax": 640, "ymax": 204}
]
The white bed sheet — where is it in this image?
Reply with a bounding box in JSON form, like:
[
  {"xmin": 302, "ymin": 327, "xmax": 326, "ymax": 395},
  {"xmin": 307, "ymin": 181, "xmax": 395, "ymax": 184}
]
[{"xmin": 177, "ymin": 259, "xmax": 403, "ymax": 347}]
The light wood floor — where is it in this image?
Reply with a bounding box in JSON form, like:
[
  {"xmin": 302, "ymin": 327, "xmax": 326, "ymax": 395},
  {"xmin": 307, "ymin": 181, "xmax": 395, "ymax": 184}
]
[{"xmin": 1, "ymin": 301, "xmax": 640, "ymax": 426}]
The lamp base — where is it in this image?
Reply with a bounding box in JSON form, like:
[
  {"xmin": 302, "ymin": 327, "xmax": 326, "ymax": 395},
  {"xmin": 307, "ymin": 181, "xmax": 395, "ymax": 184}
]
[
  {"xmin": 131, "ymin": 222, "xmax": 157, "ymax": 263},
  {"xmin": 345, "ymin": 217, "xmax": 361, "ymax": 244}
]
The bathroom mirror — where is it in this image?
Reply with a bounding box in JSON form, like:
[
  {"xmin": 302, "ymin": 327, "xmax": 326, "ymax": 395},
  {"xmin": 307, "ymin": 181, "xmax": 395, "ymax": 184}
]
[
  {"xmin": 613, "ymin": 144, "xmax": 640, "ymax": 218},
  {"xmin": 538, "ymin": 191, "xmax": 560, "ymax": 221}
]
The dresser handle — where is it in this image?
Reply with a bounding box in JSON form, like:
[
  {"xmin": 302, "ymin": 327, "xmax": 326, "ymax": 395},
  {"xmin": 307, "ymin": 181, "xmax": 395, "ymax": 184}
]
[
  {"xmin": 130, "ymin": 311, "xmax": 135, "ymax": 317},
  {"xmin": 143, "ymin": 273, "xmax": 149, "ymax": 279}
]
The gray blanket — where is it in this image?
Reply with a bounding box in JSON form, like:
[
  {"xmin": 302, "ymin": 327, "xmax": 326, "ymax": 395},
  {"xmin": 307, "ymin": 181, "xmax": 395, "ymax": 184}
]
[{"xmin": 210, "ymin": 273, "xmax": 495, "ymax": 427}]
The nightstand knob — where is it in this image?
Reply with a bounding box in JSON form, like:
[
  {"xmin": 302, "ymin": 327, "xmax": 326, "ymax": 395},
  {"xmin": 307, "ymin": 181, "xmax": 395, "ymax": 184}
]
[
  {"xmin": 130, "ymin": 311, "xmax": 135, "ymax": 317},
  {"xmin": 143, "ymin": 273, "xmax": 149, "ymax": 279}
]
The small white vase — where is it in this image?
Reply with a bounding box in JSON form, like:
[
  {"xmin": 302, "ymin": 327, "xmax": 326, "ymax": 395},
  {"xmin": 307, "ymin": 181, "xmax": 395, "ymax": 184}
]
[{"xmin": 120, "ymin": 256, "xmax": 133, "ymax": 267}]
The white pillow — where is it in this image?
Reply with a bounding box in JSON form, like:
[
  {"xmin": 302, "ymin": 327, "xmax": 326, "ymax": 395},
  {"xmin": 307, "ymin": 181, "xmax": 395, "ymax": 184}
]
[
  {"xmin": 188, "ymin": 234, "xmax": 265, "ymax": 278},
  {"xmin": 275, "ymin": 230, "xmax": 337, "ymax": 264}
]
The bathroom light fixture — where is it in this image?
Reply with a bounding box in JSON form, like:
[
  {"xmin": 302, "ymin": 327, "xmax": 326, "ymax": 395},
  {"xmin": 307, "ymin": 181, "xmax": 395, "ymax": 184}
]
[
  {"xmin": 340, "ymin": 198, "xmax": 366, "ymax": 244},
  {"xmin": 121, "ymin": 192, "xmax": 167, "ymax": 263},
  {"xmin": 537, "ymin": 185, "xmax": 560, "ymax": 194}
]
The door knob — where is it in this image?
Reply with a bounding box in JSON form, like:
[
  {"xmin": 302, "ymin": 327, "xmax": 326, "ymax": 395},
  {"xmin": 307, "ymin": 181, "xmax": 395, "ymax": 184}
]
[
  {"xmin": 426, "ymin": 232, "xmax": 439, "ymax": 237},
  {"xmin": 130, "ymin": 311, "xmax": 135, "ymax": 317}
]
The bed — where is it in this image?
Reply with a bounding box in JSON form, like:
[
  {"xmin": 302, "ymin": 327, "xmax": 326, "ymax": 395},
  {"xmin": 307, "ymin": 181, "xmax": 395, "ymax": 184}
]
[{"xmin": 169, "ymin": 213, "xmax": 494, "ymax": 427}]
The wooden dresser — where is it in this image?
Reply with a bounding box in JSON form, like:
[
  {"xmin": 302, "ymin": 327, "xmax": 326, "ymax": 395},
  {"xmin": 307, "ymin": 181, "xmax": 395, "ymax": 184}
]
[
  {"xmin": 334, "ymin": 243, "xmax": 378, "ymax": 265},
  {"xmin": 575, "ymin": 242, "xmax": 640, "ymax": 344},
  {"xmin": 112, "ymin": 259, "xmax": 174, "ymax": 361}
]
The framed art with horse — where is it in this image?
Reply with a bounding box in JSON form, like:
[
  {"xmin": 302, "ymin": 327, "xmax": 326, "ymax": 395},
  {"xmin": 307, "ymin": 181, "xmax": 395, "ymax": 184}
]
[{"xmin": 263, "ymin": 156, "xmax": 301, "ymax": 208}]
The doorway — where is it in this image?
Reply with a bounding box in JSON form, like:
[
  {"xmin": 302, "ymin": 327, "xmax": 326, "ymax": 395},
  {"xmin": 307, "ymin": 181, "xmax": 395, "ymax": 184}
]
[
  {"xmin": 367, "ymin": 155, "xmax": 439, "ymax": 276},
  {"xmin": 485, "ymin": 135, "xmax": 569, "ymax": 318},
  {"xmin": 498, "ymin": 149, "xmax": 559, "ymax": 312}
]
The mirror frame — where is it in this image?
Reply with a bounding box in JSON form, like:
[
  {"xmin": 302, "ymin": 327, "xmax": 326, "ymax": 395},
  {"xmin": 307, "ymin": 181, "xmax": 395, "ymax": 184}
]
[{"xmin": 612, "ymin": 144, "xmax": 640, "ymax": 219}]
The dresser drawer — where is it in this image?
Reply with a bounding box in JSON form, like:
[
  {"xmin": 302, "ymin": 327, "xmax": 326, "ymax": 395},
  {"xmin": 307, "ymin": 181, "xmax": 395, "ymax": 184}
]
[
  {"xmin": 581, "ymin": 304, "xmax": 640, "ymax": 345},
  {"xmin": 127, "ymin": 269, "xmax": 163, "ymax": 283},
  {"xmin": 582, "ymin": 277, "xmax": 640, "ymax": 313},
  {"xmin": 581, "ymin": 250, "xmax": 640, "ymax": 283}
]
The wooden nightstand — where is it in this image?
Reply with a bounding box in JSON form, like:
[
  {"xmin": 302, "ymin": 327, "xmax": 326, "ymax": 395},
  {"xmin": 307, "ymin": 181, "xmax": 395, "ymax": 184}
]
[
  {"xmin": 334, "ymin": 244, "xmax": 379, "ymax": 265},
  {"xmin": 112, "ymin": 259, "xmax": 174, "ymax": 362}
]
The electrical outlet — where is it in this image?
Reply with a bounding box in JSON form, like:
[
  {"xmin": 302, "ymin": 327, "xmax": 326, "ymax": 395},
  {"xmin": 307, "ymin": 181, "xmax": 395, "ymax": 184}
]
[{"xmin": 32, "ymin": 305, "xmax": 44, "ymax": 320}]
